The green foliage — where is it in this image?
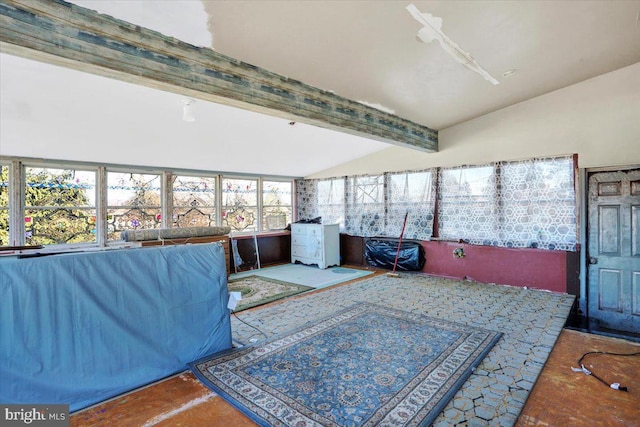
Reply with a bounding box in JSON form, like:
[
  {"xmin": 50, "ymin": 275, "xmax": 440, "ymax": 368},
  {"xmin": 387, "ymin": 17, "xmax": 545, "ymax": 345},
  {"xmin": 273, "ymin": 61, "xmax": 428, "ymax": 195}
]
[
  {"xmin": 23, "ymin": 168, "xmax": 96, "ymax": 246},
  {"xmin": 0, "ymin": 166, "xmax": 8, "ymax": 246}
]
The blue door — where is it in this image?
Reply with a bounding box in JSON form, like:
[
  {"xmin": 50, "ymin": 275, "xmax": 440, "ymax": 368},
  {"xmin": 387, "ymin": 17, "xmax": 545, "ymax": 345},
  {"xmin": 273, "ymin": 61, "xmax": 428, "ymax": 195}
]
[{"xmin": 587, "ymin": 169, "xmax": 640, "ymax": 334}]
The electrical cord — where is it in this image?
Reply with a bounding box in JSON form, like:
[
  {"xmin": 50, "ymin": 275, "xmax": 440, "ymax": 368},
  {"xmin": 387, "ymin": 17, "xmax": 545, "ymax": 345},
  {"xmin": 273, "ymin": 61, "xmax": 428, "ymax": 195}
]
[
  {"xmin": 231, "ymin": 309, "xmax": 268, "ymax": 341},
  {"xmin": 572, "ymin": 350, "xmax": 640, "ymax": 392}
]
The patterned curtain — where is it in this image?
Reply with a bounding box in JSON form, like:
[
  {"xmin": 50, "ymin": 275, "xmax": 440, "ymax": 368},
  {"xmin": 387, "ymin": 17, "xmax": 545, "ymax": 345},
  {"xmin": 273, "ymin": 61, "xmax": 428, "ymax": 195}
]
[
  {"xmin": 438, "ymin": 156, "xmax": 576, "ymax": 251},
  {"xmin": 297, "ymin": 170, "xmax": 436, "ymax": 239},
  {"xmin": 386, "ymin": 170, "xmax": 436, "ymax": 240},
  {"xmin": 498, "ymin": 157, "xmax": 576, "ymax": 251},
  {"xmin": 438, "ymin": 164, "xmax": 497, "ymax": 244},
  {"xmin": 345, "ymin": 175, "xmax": 384, "ymax": 236},
  {"xmin": 296, "ymin": 177, "xmax": 345, "ymax": 227},
  {"xmin": 297, "ymin": 156, "xmax": 575, "ymax": 251}
]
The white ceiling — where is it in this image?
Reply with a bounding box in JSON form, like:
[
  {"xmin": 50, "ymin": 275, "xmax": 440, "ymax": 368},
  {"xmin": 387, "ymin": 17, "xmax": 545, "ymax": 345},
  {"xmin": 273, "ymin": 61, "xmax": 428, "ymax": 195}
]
[{"xmin": 1, "ymin": 0, "xmax": 639, "ymax": 177}]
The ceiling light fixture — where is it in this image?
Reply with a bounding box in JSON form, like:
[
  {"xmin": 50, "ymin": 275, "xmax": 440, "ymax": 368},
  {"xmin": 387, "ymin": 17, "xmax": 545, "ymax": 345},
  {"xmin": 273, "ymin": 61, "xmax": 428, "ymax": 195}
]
[
  {"xmin": 406, "ymin": 4, "xmax": 499, "ymax": 85},
  {"xmin": 501, "ymin": 69, "xmax": 518, "ymax": 78},
  {"xmin": 182, "ymin": 98, "xmax": 196, "ymax": 122}
]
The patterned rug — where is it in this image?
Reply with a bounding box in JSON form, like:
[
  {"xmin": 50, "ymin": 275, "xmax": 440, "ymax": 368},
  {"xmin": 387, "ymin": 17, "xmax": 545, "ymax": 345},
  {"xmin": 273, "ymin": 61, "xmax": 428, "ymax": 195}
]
[
  {"xmin": 190, "ymin": 303, "xmax": 502, "ymax": 426},
  {"xmin": 228, "ymin": 276, "xmax": 313, "ymax": 311}
]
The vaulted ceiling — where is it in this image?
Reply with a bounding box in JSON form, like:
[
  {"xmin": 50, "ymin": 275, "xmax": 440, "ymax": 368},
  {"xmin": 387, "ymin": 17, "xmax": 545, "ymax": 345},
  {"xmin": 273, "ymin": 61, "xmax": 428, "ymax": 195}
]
[{"xmin": 1, "ymin": 1, "xmax": 639, "ymax": 177}]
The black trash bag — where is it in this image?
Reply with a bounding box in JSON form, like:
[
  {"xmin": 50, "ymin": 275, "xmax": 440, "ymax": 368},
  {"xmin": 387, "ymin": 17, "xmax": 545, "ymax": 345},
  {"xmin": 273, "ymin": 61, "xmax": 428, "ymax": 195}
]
[
  {"xmin": 365, "ymin": 239, "xmax": 425, "ymax": 271},
  {"xmin": 296, "ymin": 216, "xmax": 322, "ymax": 224},
  {"xmin": 286, "ymin": 216, "xmax": 322, "ymax": 230}
]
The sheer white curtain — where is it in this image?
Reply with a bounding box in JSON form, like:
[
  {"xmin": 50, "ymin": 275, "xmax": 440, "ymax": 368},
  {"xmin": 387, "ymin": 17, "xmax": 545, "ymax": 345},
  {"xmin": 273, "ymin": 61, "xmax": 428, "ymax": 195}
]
[
  {"xmin": 296, "ymin": 177, "xmax": 345, "ymax": 227},
  {"xmin": 438, "ymin": 156, "xmax": 576, "ymax": 250},
  {"xmin": 387, "ymin": 170, "xmax": 436, "ymax": 240},
  {"xmin": 345, "ymin": 175, "xmax": 384, "ymax": 236},
  {"xmin": 297, "ymin": 169, "xmax": 436, "ymax": 239},
  {"xmin": 297, "ymin": 156, "xmax": 576, "ymax": 251}
]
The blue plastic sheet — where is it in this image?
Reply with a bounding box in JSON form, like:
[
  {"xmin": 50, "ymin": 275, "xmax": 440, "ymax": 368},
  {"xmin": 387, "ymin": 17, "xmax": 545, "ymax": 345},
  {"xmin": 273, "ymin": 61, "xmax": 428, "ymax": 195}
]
[{"xmin": 0, "ymin": 243, "xmax": 232, "ymax": 412}]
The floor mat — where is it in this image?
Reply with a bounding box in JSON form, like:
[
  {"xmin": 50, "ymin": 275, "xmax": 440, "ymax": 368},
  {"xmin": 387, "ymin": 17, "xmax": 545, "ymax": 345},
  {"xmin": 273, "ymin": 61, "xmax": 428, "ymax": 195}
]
[
  {"xmin": 230, "ymin": 263, "xmax": 373, "ymax": 289},
  {"xmin": 228, "ymin": 275, "xmax": 312, "ymax": 311},
  {"xmin": 191, "ymin": 303, "xmax": 502, "ymax": 427}
]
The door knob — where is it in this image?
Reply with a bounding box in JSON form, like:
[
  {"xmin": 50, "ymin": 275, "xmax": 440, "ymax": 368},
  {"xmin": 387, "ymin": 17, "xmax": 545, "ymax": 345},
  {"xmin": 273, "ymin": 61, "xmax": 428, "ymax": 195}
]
[{"xmin": 588, "ymin": 257, "xmax": 598, "ymax": 265}]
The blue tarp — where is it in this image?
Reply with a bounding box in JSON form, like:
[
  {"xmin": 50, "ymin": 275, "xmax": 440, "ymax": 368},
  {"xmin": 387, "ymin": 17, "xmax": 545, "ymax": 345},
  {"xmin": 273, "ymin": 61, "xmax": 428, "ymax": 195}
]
[{"xmin": 0, "ymin": 243, "xmax": 232, "ymax": 412}]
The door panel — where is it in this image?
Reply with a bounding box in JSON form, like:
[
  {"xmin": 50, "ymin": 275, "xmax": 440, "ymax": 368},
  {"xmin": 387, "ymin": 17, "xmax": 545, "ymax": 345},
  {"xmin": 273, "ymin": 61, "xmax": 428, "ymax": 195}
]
[
  {"xmin": 588, "ymin": 169, "xmax": 640, "ymax": 333},
  {"xmin": 598, "ymin": 269, "xmax": 621, "ymax": 312},
  {"xmin": 598, "ymin": 206, "xmax": 620, "ymax": 255}
]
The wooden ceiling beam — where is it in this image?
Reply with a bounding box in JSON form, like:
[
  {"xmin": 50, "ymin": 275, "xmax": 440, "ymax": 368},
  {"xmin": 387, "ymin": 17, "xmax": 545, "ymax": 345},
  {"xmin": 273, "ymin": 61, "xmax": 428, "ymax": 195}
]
[{"xmin": 0, "ymin": 0, "xmax": 438, "ymax": 152}]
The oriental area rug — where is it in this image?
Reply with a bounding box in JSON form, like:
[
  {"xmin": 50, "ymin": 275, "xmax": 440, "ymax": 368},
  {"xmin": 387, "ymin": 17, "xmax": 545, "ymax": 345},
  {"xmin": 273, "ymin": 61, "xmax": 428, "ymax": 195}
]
[
  {"xmin": 190, "ymin": 303, "xmax": 502, "ymax": 427},
  {"xmin": 228, "ymin": 276, "xmax": 313, "ymax": 311}
]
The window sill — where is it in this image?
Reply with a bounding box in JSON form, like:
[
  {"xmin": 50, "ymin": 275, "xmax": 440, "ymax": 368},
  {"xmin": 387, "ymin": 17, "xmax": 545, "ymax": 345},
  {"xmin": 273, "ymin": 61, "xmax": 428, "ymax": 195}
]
[{"xmin": 230, "ymin": 230, "xmax": 290, "ymax": 240}]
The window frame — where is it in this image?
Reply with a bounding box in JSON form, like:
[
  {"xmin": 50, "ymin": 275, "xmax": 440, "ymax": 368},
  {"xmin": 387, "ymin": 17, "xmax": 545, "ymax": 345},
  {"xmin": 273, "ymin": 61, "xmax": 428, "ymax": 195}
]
[
  {"xmin": 21, "ymin": 160, "xmax": 99, "ymax": 249},
  {"xmin": 0, "ymin": 157, "xmax": 296, "ymax": 248},
  {"xmin": 261, "ymin": 179, "xmax": 293, "ymax": 232}
]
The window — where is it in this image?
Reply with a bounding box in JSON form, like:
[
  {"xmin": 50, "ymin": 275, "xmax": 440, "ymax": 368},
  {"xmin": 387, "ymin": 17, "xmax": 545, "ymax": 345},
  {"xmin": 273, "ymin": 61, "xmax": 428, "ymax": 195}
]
[
  {"xmin": 295, "ymin": 177, "xmax": 347, "ymax": 227},
  {"xmin": 0, "ymin": 163, "xmax": 9, "ymax": 246},
  {"xmin": 387, "ymin": 170, "xmax": 436, "ymax": 240},
  {"xmin": 345, "ymin": 175, "xmax": 384, "ymax": 236},
  {"xmin": 262, "ymin": 180, "xmax": 292, "ymax": 231},
  {"xmin": 222, "ymin": 178, "xmax": 258, "ymax": 232},
  {"xmin": 172, "ymin": 175, "xmax": 217, "ymax": 228},
  {"xmin": 438, "ymin": 156, "xmax": 576, "ymax": 250},
  {"xmin": 1, "ymin": 158, "xmax": 294, "ymax": 247},
  {"xmin": 297, "ymin": 170, "xmax": 437, "ymax": 240},
  {"xmin": 499, "ymin": 157, "xmax": 576, "ymax": 250},
  {"xmin": 24, "ymin": 166, "xmax": 97, "ymax": 245},
  {"xmin": 297, "ymin": 156, "xmax": 575, "ymax": 251},
  {"xmin": 438, "ymin": 165, "xmax": 497, "ymax": 244},
  {"xmin": 107, "ymin": 171, "xmax": 161, "ymax": 240}
]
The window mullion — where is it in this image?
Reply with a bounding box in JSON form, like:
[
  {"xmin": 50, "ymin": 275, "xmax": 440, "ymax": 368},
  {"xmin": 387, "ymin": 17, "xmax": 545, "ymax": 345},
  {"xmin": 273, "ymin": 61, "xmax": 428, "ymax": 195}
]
[
  {"xmin": 257, "ymin": 177, "xmax": 263, "ymax": 232},
  {"xmin": 162, "ymin": 171, "xmax": 173, "ymax": 229},
  {"xmin": 216, "ymin": 174, "xmax": 223, "ymax": 226},
  {"xmin": 96, "ymin": 166, "xmax": 107, "ymax": 246},
  {"xmin": 9, "ymin": 160, "xmax": 25, "ymax": 246}
]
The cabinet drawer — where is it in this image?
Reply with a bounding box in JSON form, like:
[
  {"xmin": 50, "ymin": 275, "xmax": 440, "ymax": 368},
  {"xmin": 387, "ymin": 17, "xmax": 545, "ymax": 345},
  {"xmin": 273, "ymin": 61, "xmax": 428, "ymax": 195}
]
[
  {"xmin": 291, "ymin": 224, "xmax": 308, "ymax": 235},
  {"xmin": 291, "ymin": 244, "xmax": 307, "ymax": 257},
  {"xmin": 292, "ymin": 244, "xmax": 321, "ymax": 258},
  {"xmin": 291, "ymin": 235, "xmax": 308, "ymax": 246}
]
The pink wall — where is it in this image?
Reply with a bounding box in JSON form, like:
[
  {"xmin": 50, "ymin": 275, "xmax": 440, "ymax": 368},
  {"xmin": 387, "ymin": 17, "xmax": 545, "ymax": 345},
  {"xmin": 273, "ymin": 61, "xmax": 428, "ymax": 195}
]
[{"xmin": 421, "ymin": 241, "xmax": 574, "ymax": 293}]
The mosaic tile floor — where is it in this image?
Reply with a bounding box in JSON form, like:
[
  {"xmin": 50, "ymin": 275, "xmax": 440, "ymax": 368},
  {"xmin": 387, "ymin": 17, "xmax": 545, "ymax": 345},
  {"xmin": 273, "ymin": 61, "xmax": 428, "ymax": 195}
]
[{"xmin": 230, "ymin": 273, "xmax": 575, "ymax": 426}]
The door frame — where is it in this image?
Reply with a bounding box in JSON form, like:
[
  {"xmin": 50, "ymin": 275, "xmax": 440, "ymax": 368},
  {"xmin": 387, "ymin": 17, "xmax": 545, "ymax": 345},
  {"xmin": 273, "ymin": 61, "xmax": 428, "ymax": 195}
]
[{"xmin": 580, "ymin": 164, "xmax": 640, "ymax": 326}]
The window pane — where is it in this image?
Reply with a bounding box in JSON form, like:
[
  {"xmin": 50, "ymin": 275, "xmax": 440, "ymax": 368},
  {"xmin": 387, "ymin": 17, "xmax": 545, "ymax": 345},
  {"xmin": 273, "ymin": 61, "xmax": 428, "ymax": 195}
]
[
  {"xmin": 263, "ymin": 180, "xmax": 292, "ymax": 231},
  {"xmin": 222, "ymin": 178, "xmax": 258, "ymax": 232},
  {"xmin": 315, "ymin": 178, "xmax": 345, "ymax": 228},
  {"xmin": 1, "ymin": 164, "xmax": 9, "ymax": 246},
  {"xmin": 387, "ymin": 170, "xmax": 436, "ymax": 240},
  {"xmin": 172, "ymin": 175, "xmax": 217, "ymax": 228},
  {"xmin": 438, "ymin": 165, "xmax": 497, "ymax": 244},
  {"xmin": 438, "ymin": 157, "xmax": 576, "ymax": 251},
  {"xmin": 107, "ymin": 172, "xmax": 161, "ymax": 240},
  {"xmin": 500, "ymin": 157, "xmax": 576, "ymax": 250},
  {"xmin": 24, "ymin": 167, "xmax": 97, "ymax": 245},
  {"xmin": 345, "ymin": 175, "xmax": 384, "ymax": 236}
]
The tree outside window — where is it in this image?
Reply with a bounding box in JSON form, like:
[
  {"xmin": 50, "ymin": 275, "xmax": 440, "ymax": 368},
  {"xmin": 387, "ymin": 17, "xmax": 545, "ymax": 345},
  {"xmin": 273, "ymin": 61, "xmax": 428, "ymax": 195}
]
[
  {"xmin": 24, "ymin": 167, "xmax": 97, "ymax": 245},
  {"xmin": 0, "ymin": 164, "xmax": 9, "ymax": 246}
]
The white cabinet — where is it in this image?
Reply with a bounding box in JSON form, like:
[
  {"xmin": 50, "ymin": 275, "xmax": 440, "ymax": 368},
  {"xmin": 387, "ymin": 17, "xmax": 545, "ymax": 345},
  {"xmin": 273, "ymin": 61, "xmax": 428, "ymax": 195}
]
[{"xmin": 291, "ymin": 223, "xmax": 340, "ymax": 269}]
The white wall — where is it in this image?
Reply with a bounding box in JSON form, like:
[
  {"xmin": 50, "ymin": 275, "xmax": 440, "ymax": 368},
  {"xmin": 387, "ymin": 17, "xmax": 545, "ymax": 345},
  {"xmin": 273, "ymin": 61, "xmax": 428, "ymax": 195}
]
[{"xmin": 308, "ymin": 62, "xmax": 640, "ymax": 178}]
